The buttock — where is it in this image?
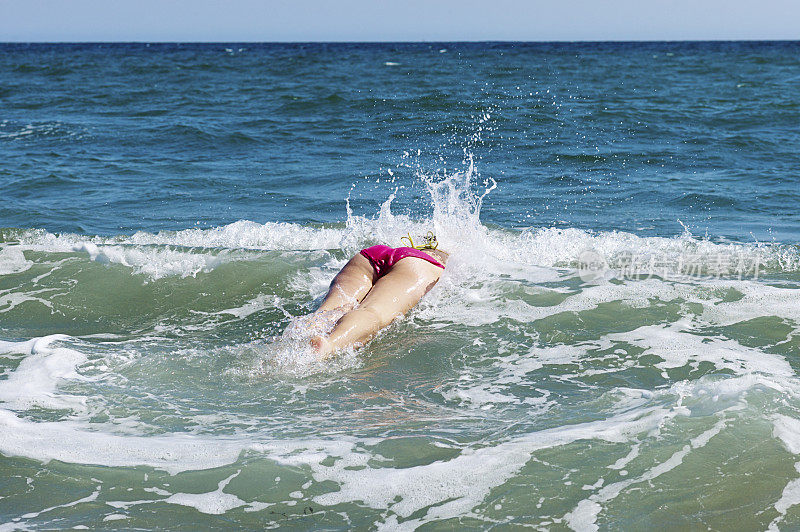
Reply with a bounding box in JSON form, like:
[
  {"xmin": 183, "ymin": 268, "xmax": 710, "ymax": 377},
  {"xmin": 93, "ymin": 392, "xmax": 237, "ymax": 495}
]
[{"xmin": 360, "ymin": 245, "xmax": 445, "ymax": 280}]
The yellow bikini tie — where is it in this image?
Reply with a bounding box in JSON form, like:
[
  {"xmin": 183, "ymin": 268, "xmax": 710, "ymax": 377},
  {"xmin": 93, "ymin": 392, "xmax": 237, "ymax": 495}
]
[{"xmin": 401, "ymin": 231, "xmax": 439, "ymax": 250}]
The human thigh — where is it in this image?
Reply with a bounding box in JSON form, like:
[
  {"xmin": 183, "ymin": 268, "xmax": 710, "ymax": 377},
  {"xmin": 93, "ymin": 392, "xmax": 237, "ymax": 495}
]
[
  {"xmin": 319, "ymin": 254, "xmax": 375, "ymax": 310},
  {"xmin": 358, "ymin": 257, "xmax": 443, "ymax": 323}
]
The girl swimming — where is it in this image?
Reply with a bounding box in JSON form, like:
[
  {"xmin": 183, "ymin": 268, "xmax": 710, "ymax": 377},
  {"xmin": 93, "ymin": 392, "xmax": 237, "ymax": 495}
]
[{"xmin": 310, "ymin": 234, "xmax": 448, "ymax": 358}]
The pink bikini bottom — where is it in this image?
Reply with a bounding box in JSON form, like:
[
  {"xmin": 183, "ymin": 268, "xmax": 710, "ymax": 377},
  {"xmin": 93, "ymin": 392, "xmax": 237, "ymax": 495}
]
[{"xmin": 359, "ymin": 245, "xmax": 445, "ymax": 279}]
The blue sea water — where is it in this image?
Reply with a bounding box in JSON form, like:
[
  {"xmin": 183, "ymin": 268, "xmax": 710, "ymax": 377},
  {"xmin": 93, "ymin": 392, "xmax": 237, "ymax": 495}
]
[
  {"xmin": 3, "ymin": 42, "xmax": 799, "ymax": 239},
  {"xmin": 1, "ymin": 42, "xmax": 800, "ymax": 529}
]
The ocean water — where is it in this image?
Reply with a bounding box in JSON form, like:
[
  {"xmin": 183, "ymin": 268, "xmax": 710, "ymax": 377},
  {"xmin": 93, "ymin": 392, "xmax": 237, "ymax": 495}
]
[{"xmin": 1, "ymin": 41, "xmax": 800, "ymax": 530}]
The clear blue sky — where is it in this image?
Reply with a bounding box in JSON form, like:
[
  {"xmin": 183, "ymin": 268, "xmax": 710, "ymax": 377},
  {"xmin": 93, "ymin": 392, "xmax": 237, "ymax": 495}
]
[{"xmin": 1, "ymin": 0, "xmax": 798, "ymax": 42}]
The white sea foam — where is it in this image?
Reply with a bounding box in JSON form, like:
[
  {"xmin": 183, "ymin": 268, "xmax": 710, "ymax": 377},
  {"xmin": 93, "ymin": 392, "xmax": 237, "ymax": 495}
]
[
  {"xmin": 0, "ymin": 336, "xmax": 793, "ymax": 528},
  {"xmin": 212, "ymin": 294, "xmax": 281, "ymax": 319},
  {"xmin": 3, "ymin": 163, "xmax": 796, "ymax": 286},
  {"xmin": 19, "ymin": 485, "xmax": 101, "ymax": 520},
  {"xmin": 0, "ymin": 335, "xmax": 89, "ymax": 411},
  {"xmin": 311, "ymin": 404, "xmax": 675, "ymax": 528},
  {"xmin": 773, "ymin": 415, "xmax": 800, "ymax": 455},
  {"xmin": 699, "ymin": 280, "xmax": 800, "ymax": 326},
  {"xmin": 768, "ymin": 462, "xmax": 800, "ymax": 531},
  {"xmin": 4, "ymin": 231, "xmax": 241, "ymax": 280},
  {"xmin": 0, "ymin": 333, "xmax": 363, "ymax": 475},
  {"xmin": 103, "ymin": 471, "xmax": 261, "ymax": 516},
  {"xmin": 12, "ymin": 221, "xmax": 793, "ymax": 278},
  {"xmin": 604, "ymin": 320, "xmax": 794, "ymax": 378},
  {"xmin": 72, "ymin": 242, "xmax": 231, "ymax": 279},
  {"xmin": 0, "ymin": 334, "xmax": 703, "ymax": 521},
  {"xmin": 246, "ymin": 310, "xmax": 363, "ymax": 377},
  {"xmin": 468, "ymin": 307, "xmax": 794, "ymax": 400},
  {"xmin": 0, "ymin": 405, "xmax": 357, "ymax": 475},
  {"xmin": 564, "ymin": 418, "xmax": 728, "ymax": 531},
  {"xmin": 0, "ymin": 337, "xmax": 42, "ymax": 355},
  {"xmin": 417, "ymin": 264, "xmax": 798, "ymax": 336},
  {"xmin": 0, "ymin": 289, "xmax": 55, "ymax": 314},
  {"xmin": 127, "ymin": 220, "xmax": 349, "ymax": 251},
  {"xmin": 162, "ymin": 471, "xmax": 246, "ymax": 514},
  {"xmin": 0, "ymin": 246, "xmax": 32, "ymax": 275},
  {"xmin": 439, "ymin": 380, "xmax": 533, "ymax": 409}
]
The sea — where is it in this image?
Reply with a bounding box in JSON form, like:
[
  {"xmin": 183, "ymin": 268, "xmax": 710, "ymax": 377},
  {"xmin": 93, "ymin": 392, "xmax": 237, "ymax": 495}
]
[{"xmin": 1, "ymin": 41, "xmax": 799, "ymax": 530}]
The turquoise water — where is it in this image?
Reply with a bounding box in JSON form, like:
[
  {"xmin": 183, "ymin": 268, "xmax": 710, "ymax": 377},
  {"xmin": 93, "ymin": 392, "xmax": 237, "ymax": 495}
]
[{"xmin": 1, "ymin": 42, "xmax": 800, "ymax": 530}]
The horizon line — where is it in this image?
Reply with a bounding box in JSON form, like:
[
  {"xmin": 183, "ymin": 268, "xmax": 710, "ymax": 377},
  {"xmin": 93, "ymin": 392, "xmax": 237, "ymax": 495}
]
[{"xmin": 2, "ymin": 38, "xmax": 799, "ymax": 45}]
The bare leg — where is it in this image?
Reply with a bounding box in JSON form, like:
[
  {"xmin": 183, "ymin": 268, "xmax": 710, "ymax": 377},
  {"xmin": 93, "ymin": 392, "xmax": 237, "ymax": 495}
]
[
  {"xmin": 312, "ymin": 257, "xmax": 444, "ymax": 358},
  {"xmin": 316, "ymin": 254, "xmax": 375, "ymax": 314},
  {"xmin": 284, "ymin": 254, "xmax": 376, "ymax": 342}
]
